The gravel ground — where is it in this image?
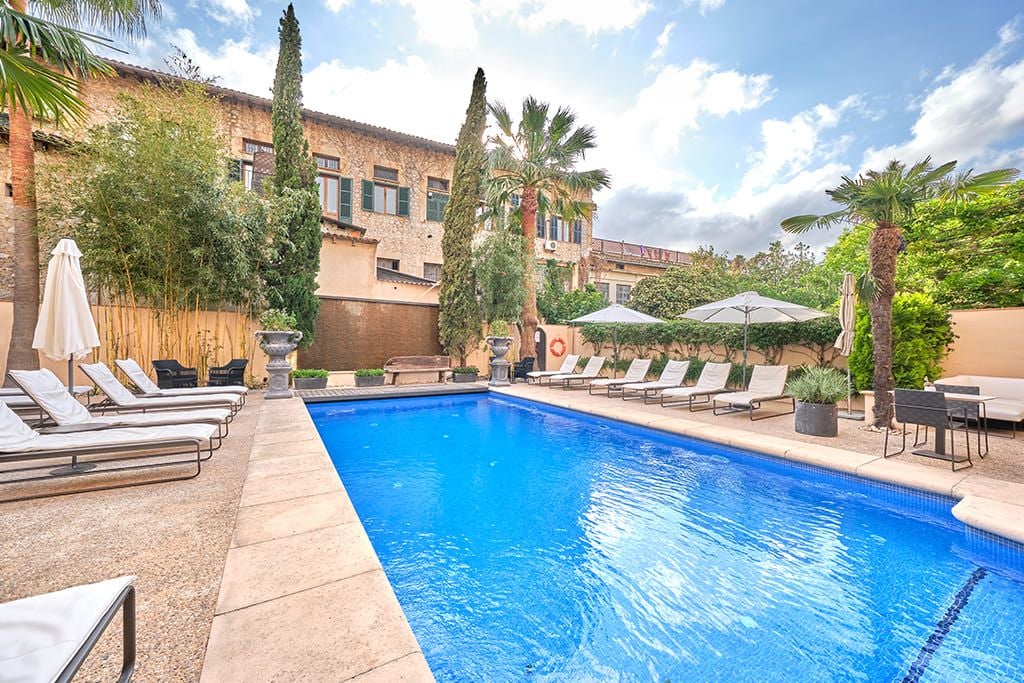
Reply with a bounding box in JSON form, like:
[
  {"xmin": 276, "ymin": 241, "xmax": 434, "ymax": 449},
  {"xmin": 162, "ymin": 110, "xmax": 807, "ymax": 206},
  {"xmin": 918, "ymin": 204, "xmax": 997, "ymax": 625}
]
[{"xmin": 0, "ymin": 393, "xmax": 261, "ymax": 682}]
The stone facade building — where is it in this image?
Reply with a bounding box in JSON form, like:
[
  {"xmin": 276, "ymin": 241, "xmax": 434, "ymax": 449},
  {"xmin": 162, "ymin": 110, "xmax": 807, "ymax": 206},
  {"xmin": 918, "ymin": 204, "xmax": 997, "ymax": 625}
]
[{"xmin": 588, "ymin": 238, "xmax": 692, "ymax": 305}]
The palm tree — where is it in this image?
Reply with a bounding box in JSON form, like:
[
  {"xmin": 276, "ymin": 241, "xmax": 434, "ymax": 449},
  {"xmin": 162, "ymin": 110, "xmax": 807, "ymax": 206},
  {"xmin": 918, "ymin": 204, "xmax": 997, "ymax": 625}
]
[
  {"xmin": 782, "ymin": 158, "xmax": 1017, "ymax": 428},
  {"xmin": 486, "ymin": 96, "xmax": 611, "ymax": 352},
  {"xmin": 1, "ymin": 0, "xmax": 159, "ymax": 379}
]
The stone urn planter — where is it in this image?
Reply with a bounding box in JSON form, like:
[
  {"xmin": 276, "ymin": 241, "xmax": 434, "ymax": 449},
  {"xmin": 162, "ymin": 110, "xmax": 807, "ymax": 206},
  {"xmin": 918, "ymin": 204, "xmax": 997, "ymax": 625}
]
[
  {"xmin": 355, "ymin": 374, "xmax": 386, "ymax": 387},
  {"xmin": 795, "ymin": 400, "xmax": 839, "ymax": 437},
  {"xmin": 485, "ymin": 336, "xmax": 514, "ymax": 387},
  {"xmin": 256, "ymin": 329, "xmax": 303, "ymax": 399}
]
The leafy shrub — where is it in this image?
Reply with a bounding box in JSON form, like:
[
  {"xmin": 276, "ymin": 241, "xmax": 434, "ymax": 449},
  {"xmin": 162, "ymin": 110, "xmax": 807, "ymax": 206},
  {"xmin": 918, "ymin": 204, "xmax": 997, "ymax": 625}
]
[
  {"xmin": 292, "ymin": 368, "xmax": 328, "ymax": 378},
  {"xmin": 260, "ymin": 308, "xmax": 298, "ymax": 331},
  {"xmin": 541, "ymin": 283, "xmax": 607, "ymax": 324},
  {"xmin": 452, "ymin": 366, "xmax": 479, "ymax": 375},
  {"xmin": 786, "ymin": 366, "xmax": 848, "ymax": 404},
  {"xmin": 848, "ymin": 292, "xmax": 955, "ymax": 390},
  {"xmin": 354, "ymin": 368, "xmax": 385, "ymax": 377}
]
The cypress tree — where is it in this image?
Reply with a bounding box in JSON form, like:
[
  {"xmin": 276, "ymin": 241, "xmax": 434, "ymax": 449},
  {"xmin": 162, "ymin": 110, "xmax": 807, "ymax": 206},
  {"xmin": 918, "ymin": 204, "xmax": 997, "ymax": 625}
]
[
  {"xmin": 265, "ymin": 3, "xmax": 322, "ymax": 344},
  {"xmin": 439, "ymin": 68, "xmax": 487, "ymax": 366}
]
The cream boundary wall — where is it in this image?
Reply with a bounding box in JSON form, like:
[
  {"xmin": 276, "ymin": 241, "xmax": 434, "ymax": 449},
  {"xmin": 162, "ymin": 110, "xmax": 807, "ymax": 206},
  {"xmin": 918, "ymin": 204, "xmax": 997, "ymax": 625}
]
[
  {"xmin": 944, "ymin": 308, "xmax": 1024, "ymax": 379},
  {"xmin": 317, "ymin": 237, "xmax": 438, "ymax": 304}
]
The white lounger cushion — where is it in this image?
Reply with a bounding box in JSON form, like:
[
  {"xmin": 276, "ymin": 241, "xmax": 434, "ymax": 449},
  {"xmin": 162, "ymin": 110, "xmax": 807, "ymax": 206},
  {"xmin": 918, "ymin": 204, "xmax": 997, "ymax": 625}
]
[
  {"xmin": 589, "ymin": 359, "xmax": 652, "ymax": 387},
  {"xmin": 715, "ymin": 365, "xmax": 789, "ymax": 407},
  {"xmin": 81, "ymin": 363, "xmax": 241, "ymax": 409},
  {"xmin": 526, "ymin": 355, "xmax": 580, "ymax": 378},
  {"xmin": 0, "ymin": 575, "xmax": 135, "ymax": 683},
  {"xmin": 549, "ymin": 357, "xmax": 606, "ymax": 381},
  {"xmin": 622, "ymin": 360, "xmax": 690, "ymax": 391},
  {"xmin": 116, "ymin": 358, "xmax": 247, "ymax": 396},
  {"xmin": 10, "ymin": 369, "xmax": 230, "ymax": 428},
  {"xmin": 938, "ymin": 375, "xmax": 1024, "ymax": 422},
  {"xmin": 661, "ymin": 362, "xmax": 731, "ymax": 398},
  {"xmin": 0, "ymin": 385, "xmax": 91, "ymax": 396}
]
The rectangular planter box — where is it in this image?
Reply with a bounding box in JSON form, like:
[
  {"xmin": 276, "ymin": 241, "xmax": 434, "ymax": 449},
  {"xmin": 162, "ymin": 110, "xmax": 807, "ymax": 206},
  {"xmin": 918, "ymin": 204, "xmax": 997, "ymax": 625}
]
[{"xmin": 355, "ymin": 375, "xmax": 386, "ymax": 387}]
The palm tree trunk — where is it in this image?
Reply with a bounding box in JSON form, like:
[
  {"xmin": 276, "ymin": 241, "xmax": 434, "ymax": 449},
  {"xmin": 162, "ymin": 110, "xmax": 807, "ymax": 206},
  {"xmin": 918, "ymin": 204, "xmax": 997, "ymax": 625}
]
[
  {"xmin": 868, "ymin": 221, "xmax": 901, "ymax": 429},
  {"xmin": 4, "ymin": 0, "xmax": 41, "ymax": 383},
  {"xmin": 519, "ymin": 186, "xmax": 540, "ymax": 353}
]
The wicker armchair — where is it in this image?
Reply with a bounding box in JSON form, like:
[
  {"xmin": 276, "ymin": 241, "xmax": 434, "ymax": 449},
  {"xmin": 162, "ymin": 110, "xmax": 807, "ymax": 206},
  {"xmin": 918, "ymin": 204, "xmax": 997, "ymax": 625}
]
[
  {"xmin": 512, "ymin": 357, "xmax": 535, "ymax": 384},
  {"xmin": 208, "ymin": 359, "xmax": 248, "ymax": 387},
  {"xmin": 152, "ymin": 360, "xmax": 198, "ymax": 389}
]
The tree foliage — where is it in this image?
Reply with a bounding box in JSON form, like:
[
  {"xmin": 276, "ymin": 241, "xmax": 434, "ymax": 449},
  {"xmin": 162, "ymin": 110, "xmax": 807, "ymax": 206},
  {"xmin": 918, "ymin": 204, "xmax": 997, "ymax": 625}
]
[
  {"xmin": 544, "ymin": 284, "xmax": 606, "ymax": 324},
  {"xmin": 475, "ymin": 228, "xmax": 526, "ymax": 325},
  {"xmin": 848, "ymin": 292, "xmax": 954, "ymax": 391},
  {"xmin": 264, "ymin": 3, "xmax": 321, "ymax": 345},
  {"xmin": 439, "ymin": 68, "xmax": 486, "ymax": 365},
  {"xmin": 628, "ymin": 251, "xmax": 734, "ymax": 319}
]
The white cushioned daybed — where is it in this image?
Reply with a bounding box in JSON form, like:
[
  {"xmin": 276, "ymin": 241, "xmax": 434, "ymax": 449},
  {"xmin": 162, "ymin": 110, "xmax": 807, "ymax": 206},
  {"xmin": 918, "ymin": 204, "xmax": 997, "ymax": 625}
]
[{"xmin": 937, "ymin": 375, "xmax": 1024, "ymax": 432}]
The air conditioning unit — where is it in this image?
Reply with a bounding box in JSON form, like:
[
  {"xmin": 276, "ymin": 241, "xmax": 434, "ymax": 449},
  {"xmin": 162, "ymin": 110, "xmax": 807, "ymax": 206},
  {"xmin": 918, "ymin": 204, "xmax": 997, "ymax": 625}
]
[{"xmin": 544, "ymin": 240, "xmax": 558, "ymax": 251}]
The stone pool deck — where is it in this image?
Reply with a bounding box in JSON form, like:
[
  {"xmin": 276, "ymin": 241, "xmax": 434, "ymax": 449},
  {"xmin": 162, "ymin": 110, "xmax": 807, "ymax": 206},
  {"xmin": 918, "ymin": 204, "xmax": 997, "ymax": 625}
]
[{"xmin": 2, "ymin": 382, "xmax": 1022, "ymax": 680}]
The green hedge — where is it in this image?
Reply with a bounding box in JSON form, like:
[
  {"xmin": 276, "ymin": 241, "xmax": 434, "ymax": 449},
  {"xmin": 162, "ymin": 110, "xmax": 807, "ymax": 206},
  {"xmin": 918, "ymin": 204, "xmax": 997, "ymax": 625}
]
[{"xmin": 848, "ymin": 292, "xmax": 955, "ymax": 390}]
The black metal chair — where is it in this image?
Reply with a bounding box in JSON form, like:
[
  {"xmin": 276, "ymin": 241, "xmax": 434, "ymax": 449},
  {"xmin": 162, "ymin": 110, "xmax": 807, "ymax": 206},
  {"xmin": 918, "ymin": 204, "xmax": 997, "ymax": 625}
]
[
  {"xmin": 209, "ymin": 358, "xmax": 248, "ymax": 387},
  {"xmin": 512, "ymin": 357, "xmax": 535, "ymax": 384},
  {"xmin": 884, "ymin": 388, "xmax": 973, "ymax": 471},
  {"xmin": 935, "ymin": 383, "xmax": 987, "ymax": 457},
  {"xmin": 152, "ymin": 360, "xmax": 198, "ymax": 389}
]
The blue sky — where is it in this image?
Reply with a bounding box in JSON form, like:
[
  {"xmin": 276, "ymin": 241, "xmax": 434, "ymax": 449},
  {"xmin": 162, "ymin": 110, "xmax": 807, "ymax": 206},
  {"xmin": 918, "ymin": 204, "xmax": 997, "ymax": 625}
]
[{"xmin": 120, "ymin": 0, "xmax": 1024, "ymax": 255}]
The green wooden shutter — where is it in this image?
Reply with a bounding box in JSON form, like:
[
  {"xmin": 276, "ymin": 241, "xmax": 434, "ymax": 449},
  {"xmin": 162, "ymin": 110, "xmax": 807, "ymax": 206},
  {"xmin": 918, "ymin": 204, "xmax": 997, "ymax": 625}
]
[
  {"xmin": 398, "ymin": 187, "xmax": 410, "ymax": 217},
  {"xmin": 361, "ymin": 179, "xmax": 374, "ymax": 211},
  {"xmin": 339, "ymin": 177, "xmax": 353, "ymax": 223}
]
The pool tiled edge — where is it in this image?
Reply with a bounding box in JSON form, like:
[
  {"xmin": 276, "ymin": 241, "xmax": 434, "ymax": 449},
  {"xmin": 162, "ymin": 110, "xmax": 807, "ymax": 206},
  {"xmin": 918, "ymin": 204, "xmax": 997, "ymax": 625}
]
[
  {"xmin": 200, "ymin": 396, "xmax": 434, "ymax": 682},
  {"xmin": 491, "ymin": 386, "xmax": 1024, "ymax": 546}
]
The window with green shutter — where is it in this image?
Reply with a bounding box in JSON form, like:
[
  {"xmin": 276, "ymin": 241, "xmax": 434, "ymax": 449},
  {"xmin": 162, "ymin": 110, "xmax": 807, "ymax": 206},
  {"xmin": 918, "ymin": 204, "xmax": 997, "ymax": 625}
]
[
  {"xmin": 398, "ymin": 187, "xmax": 410, "ymax": 217},
  {"xmin": 361, "ymin": 179, "xmax": 374, "ymax": 211},
  {"xmin": 339, "ymin": 177, "xmax": 353, "ymax": 223},
  {"xmin": 426, "ymin": 192, "xmax": 448, "ymax": 222}
]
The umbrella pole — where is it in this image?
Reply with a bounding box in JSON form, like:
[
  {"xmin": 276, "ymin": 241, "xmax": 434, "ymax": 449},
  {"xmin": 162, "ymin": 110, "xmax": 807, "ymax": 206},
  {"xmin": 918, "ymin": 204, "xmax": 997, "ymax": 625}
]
[
  {"xmin": 742, "ymin": 312, "xmax": 749, "ymax": 387},
  {"xmin": 67, "ymin": 358, "xmax": 74, "ymax": 392}
]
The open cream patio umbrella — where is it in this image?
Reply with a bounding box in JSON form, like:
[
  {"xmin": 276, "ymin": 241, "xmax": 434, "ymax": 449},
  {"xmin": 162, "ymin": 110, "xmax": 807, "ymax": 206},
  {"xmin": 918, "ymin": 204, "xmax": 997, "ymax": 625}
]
[
  {"xmin": 835, "ymin": 273, "xmax": 860, "ymax": 419},
  {"xmin": 569, "ymin": 304, "xmax": 663, "ymax": 377},
  {"xmin": 32, "ymin": 239, "xmax": 100, "ymax": 390},
  {"xmin": 681, "ymin": 291, "xmax": 828, "ymax": 385}
]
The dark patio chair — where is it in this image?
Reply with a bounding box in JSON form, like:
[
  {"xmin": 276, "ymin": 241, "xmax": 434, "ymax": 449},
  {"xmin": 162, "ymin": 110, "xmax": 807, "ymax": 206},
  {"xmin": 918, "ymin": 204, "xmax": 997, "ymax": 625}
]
[
  {"xmin": 884, "ymin": 388, "xmax": 973, "ymax": 471},
  {"xmin": 935, "ymin": 383, "xmax": 986, "ymax": 457},
  {"xmin": 512, "ymin": 357, "xmax": 535, "ymax": 384},
  {"xmin": 152, "ymin": 360, "xmax": 198, "ymax": 389},
  {"xmin": 209, "ymin": 358, "xmax": 248, "ymax": 387}
]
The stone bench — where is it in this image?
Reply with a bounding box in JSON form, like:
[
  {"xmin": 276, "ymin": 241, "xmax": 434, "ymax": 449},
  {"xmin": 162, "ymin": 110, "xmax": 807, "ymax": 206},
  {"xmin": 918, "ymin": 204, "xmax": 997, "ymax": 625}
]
[{"xmin": 383, "ymin": 355, "xmax": 450, "ymax": 385}]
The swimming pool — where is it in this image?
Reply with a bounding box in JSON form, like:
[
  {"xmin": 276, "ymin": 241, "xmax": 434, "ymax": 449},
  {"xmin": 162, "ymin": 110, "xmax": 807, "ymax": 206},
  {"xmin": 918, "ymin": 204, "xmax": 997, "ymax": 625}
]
[{"xmin": 309, "ymin": 394, "xmax": 1024, "ymax": 682}]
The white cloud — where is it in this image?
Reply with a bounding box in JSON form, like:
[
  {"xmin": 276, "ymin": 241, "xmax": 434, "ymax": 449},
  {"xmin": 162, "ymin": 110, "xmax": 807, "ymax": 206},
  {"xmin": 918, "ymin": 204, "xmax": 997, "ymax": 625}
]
[
  {"xmin": 165, "ymin": 29, "xmax": 277, "ymax": 97},
  {"xmin": 190, "ymin": 0, "xmax": 256, "ymax": 24},
  {"xmin": 649, "ymin": 22, "xmax": 675, "ymax": 62},
  {"xmin": 863, "ymin": 19, "xmax": 1024, "ymax": 172},
  {"xmin": 398, "ymin": 0, "xmax": 479, "ymax": 49},
  {"xmin": 324, "ymin": 0, "xmax": 353, "ymax": 11},
  {"xmin": 684, "ymin": 0, "xmax": 725, "ymax": 15},
  {"xmin": 521, "ymin": 0, "xmax": 652, "ymax": 34}
]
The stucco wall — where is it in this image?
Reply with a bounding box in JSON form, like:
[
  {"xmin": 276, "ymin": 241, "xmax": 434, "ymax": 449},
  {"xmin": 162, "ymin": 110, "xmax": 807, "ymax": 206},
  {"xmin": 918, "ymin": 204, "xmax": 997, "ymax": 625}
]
[
  {"xmin": 317, "ymin": 235, "xmax": 438, "ymax": 304},
  {"xmin": 943, "ymin": 307, "xmax": 1024, "ymax": 379}
]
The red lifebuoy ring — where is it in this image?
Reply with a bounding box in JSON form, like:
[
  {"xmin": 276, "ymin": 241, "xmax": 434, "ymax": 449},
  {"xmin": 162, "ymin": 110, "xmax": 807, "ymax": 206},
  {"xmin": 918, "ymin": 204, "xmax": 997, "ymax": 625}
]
[{"xmin": 549, "ymin": 337, "xmax": 567, "ymax": 357}]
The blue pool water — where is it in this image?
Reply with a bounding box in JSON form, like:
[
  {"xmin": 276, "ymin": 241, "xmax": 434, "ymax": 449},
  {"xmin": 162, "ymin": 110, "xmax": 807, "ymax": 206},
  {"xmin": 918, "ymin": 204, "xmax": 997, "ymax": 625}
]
[{"xmin": 309, "ymin": 395, "xmax": 1024, "ymax": 682}]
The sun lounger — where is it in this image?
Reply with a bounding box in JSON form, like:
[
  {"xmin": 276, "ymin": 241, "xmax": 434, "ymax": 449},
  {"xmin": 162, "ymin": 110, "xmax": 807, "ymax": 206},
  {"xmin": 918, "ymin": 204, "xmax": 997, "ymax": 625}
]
[
  {"xmin": 116, "ymin": 358, "xmax": 247, "ymax": 405},
  {"xmin": 621, "ymin": 360, "xmax": 690, "ymax": 403},
  {"xmin": 0, "ymin": 575, "xmax": 137, "ymax": 682},
  {"xmin": 660, "ymin": 362, "xmax": 732, "ymax": 410},
  {"xmin": 9, "ymin": 369, "xmax": 231, "ymax": 442},
  {"xmin": 0, "ymin": 402, "xmax": 219, "ymax": 500},
  {"xmin": 81, "ymin": 363, "xmax": 242, "ymax": 415},
  {"xmin": 549, "ymin": 356, "xmax": 607, "ymax": 390},
  {"xmin": 712, "ymin": 364, "xmax": 794, "ymax": 420},
  {"xmin": 588, "ymin": 358, "xmax": 652, "ymax": 396},
  {"xmin": 526, "ymin": 354, "xmax": 580, "ymax": 385}
]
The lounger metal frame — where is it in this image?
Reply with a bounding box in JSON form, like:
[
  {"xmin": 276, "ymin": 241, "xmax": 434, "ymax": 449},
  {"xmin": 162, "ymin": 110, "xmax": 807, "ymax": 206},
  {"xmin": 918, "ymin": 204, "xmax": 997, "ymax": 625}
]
[
  {"xmin": 621, "ymin": 384, "xmax": 681, "ymax": 404},
  {"xmin": 712, "ymin": 395, "xmax": 796, "ymax": 420},
  {"xmin": 659, "ymin": 389, "xmax": 730, "ymax": 411},
  {"xmin": 56, "ymin": 581, "xmax": 137, "ymax": 683},
  {"xmin": 0, "ymin": 437, "xmax": 215, "ymax": 503}
]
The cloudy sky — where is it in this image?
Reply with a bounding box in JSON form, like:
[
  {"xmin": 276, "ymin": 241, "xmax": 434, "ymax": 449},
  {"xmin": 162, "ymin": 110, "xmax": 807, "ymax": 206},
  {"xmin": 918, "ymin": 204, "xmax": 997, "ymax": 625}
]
[{"xmin": 117, "ymin": 0, "xmax": 1024, "ymax": 256}]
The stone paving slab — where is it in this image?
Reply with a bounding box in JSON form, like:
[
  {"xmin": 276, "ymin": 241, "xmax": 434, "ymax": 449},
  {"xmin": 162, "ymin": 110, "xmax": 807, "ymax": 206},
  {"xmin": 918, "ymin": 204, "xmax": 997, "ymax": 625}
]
[
  {"xmin": 492, "ymin": 385, "xmax": 1024, "ymax": 546},
  {"xmin": 202, "ymin": 395, "xmax": 432, "ymax": 682}
]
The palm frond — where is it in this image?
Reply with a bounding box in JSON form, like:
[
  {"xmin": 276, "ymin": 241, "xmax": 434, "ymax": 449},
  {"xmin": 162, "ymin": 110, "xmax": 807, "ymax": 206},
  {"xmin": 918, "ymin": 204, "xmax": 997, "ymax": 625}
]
[
  {"xmin": 30, "ymin": 0, "xmax": 161, "ymax": 40},
  {"xmin": 780, "ymin": 210, "xmax": 849, "ymax": 234},
  {"xmin": 487, "ymin": 100, "xmax": 514, "ymax": 138}
]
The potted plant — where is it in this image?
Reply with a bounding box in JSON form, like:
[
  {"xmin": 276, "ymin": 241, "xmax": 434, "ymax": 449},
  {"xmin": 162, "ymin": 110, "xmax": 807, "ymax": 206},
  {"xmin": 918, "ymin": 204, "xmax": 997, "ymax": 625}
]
[
  {"xmin": 292, "ymin": 368, "xmax": 329, "ymax": 390},
  {"xmin": 787, "ymin": 366, "xmax": 849, "ymax": 437},
  {"xmin": 451, "ymin": 366, "xmax": 479, "ymax": 383},
  {"xmin": 354, "ymin": 368, "xmax": 386, "ymax": 387},
  {"xmin": 255, "ymin": 309, "xmax": 303, "ymax": 399},
  {"xmin": 485, "ymin": 320, "xmax": 515, "ymax": 386}
]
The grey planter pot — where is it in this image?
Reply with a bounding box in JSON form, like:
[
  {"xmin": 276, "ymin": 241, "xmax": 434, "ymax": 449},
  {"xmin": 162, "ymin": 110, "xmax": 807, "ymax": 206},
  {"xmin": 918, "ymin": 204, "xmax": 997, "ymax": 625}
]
[
  {"xmin": 452, "ymin": 372, "xmax": 477, "ymax": 383},
  {"xmin": 355, "ymin": 375, "xmax": 386, "ymax": 387},
  {"xmin": 485, "ymin": 335, "xmax": 514, "ymax": 387},
  {"xmin": 293, "ymin": 376, "xmax": 328, "ymax": 390},
  {"xmin": 256, "ymin": 329, "xmax": 302, "ymax": 399},
  {"xmin": 795, "ymin": 401, "xmax": 839, "ymax": 437}
]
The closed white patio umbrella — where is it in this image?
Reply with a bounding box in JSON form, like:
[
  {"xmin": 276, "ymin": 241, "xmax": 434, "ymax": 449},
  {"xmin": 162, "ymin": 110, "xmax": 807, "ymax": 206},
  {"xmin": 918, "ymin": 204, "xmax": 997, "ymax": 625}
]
[
  {"xmin": 569, "ymin": 304, "xmax": 663, "ymax": 377},
  {"xmin": 835, "ymin": 273, "xmax": 860, "ymax": 419},
  {"xmin": 681, "ymin": 291, "xmax": 828, "ymax": 384},
  {"xmin": 32, "ymin": 239, "xmax": 100, "ymax": 390}
]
